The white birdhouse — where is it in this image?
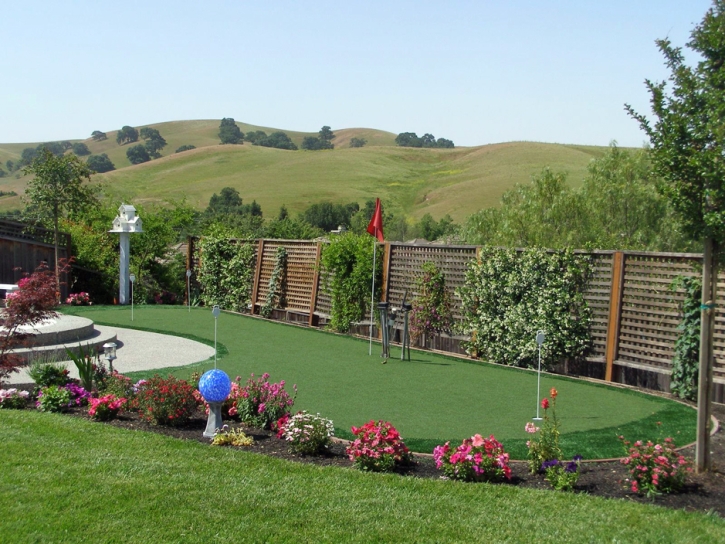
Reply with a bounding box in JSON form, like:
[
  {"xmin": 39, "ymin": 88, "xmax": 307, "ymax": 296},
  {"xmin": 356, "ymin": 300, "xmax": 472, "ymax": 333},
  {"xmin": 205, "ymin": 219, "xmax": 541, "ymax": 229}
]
[{"xmin": 109, "ymin": 204, "xmax": 143, "ymax": 233}]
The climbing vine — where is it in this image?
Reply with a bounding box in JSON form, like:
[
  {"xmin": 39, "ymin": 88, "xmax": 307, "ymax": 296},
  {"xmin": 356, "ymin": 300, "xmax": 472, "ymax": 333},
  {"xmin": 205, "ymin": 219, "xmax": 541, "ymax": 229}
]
[
  {"xmin": 260, "ymin": 247, "xmax": 287, "ymax": 318},
  {"xmin": 409, "ymin": 261, "xmax": 454, "ymax": 343},
  {"xmin": 197, "ymin": 236, "xmax": 255, "ymax": 312},
  {"xmin": 669, "ymin": 275, "xmax": 701, "ymax": 401},
  {"xmin": 321, "ymin": 233, "xmax": 381, "ymax": 333},
  {"xmin": 457, "ymin": 247, "xmax": 591, "ymax": 369}
]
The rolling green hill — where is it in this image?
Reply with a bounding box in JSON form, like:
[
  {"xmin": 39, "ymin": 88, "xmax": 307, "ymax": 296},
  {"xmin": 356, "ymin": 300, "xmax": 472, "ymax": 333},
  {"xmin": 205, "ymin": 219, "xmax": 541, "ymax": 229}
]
[{"xmin": 0, "ymin": 120, "xmax": 610, "ymax": 221}]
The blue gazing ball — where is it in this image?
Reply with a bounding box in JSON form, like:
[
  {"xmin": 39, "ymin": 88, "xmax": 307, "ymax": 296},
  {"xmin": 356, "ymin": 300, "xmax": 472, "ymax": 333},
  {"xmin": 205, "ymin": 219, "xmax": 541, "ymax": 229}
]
[{"xmin": 198, "ymin": 369, "xmax": 231, "ymax": 403}]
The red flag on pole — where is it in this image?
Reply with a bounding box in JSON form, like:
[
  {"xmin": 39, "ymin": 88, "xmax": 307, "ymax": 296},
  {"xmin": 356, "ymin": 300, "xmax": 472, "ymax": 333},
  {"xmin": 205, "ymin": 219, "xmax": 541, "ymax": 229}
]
[{"xmin": 366, "ymin": 198, "xmax": 384, "ymax": 242}]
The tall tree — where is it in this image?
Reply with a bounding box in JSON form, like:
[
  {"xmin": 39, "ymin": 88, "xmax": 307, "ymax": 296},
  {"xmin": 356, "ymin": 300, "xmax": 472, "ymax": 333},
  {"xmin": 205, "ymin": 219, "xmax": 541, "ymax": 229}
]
[
  {"xmin": 626, "ymin": 0, "xmax": 725, "ymax": 472},
  {"xmin": 219, "ymin": 118, "xmax": 244, "ymax": 144},
  {"xmin": 91, "ymin": 130, "xmax": 107, "ymax": 141},
  {"xmin": 22, "ymin": 148, "xmax": 97, "ymax": 295},
  {"xmin": 126, "ymin": 144, "xmax": 150, "ymax": 165},
  {"xmin": 116, "ymin": 125, "xmax": 139, "ymax": 145}
]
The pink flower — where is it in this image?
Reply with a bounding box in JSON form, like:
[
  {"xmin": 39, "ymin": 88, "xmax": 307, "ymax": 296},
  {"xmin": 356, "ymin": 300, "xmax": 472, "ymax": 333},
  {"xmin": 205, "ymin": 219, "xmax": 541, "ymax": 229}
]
[
  {"xmin": 525, "ymin": 422, "xmax": 540, "ymax": 434},
  {"xmin": 541, "ymin": 398, "xmax": 549, "ymax": 410},
  {"xmin": 471, "ymin": 434, "xmax": 484, "ymax": 447}
]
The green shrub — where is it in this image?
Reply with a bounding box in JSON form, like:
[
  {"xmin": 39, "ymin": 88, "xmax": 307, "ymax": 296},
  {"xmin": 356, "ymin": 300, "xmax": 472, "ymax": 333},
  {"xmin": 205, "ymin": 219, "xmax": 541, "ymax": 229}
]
[
  {"xmin": 409, "ymin": 261, "xmax": 454, "ymax": 343},
  {"xmin": 28, "ymin": 360, "xmax": 71, "ymax": 388},
  {"xmin": 457, "ymin": 247, "xmax": 591, "ymax": 369},
  {"xmin": 0, "ymin": 388, "xmax": 30, "ymax": 409},
  {"xmin": 36, "ymin": 385, "xmax": 71, "ymax": 412},
  {"xmin": 320, "ymin": 233, "xmax": 381, "ymax": 333},
  {"xmin": 197, "ymin": 236, "xmax": 255, "ymax": 312},
  {"xmin": 669, "ymin": 275, "xmax": 701, "ymax": 400}
]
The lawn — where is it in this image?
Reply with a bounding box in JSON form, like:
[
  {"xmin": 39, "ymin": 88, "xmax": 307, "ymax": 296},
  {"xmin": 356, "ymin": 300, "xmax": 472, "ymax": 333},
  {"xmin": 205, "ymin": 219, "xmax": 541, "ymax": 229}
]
[
  {"xmin": 0, "ymin": 410, "xmax": 722, "ymax": 543},
  {"xmin": 62, "ymin": 306, "xmax": 697, "ymax": 460}
]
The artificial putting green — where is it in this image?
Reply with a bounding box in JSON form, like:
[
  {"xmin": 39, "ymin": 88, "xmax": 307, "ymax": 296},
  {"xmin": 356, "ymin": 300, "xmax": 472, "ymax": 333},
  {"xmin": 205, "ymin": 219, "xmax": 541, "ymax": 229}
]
[{"xmin": 64, "ymin": 306, "xmax": 697, "ymax": 459}]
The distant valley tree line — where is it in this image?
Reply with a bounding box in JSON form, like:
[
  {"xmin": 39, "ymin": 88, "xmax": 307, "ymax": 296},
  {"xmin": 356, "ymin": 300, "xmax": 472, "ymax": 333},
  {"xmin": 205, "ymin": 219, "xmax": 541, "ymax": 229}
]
[{"xmin": 395, "ymin": 132, "xmax": 454, "ymax": 149}]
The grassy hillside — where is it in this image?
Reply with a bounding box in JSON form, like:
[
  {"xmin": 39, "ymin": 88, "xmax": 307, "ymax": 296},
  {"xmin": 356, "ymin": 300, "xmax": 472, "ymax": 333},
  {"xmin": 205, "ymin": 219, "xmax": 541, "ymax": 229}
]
[{"xmin": 0, "ymin": 120, "xmax": 610, "ymax": 221}]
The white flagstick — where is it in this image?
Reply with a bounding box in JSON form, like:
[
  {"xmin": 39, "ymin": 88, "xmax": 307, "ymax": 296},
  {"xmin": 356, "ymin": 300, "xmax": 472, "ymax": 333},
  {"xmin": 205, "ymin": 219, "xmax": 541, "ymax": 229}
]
[{"xmin": 369, "ymin": 236, "xmax": 377, "ymax": 355}]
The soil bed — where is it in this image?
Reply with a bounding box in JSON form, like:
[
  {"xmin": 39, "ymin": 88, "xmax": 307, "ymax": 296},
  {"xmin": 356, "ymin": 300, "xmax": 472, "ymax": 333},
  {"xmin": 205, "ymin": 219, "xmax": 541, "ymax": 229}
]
[{"xmin": 15, "ymin": 384, "xmax": 725, "ymax": 517}]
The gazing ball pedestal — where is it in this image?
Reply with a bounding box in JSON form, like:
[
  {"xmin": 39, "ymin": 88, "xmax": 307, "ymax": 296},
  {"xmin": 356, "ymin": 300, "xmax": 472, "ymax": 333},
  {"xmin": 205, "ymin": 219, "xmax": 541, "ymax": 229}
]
[{"xmin": 198, "ymin": 369, "xmax": 232, "ymax": 439}]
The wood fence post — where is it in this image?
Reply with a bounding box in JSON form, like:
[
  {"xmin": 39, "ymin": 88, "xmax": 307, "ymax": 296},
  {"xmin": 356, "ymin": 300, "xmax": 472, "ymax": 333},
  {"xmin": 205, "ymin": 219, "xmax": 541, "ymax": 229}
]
[
  {"xmin": 604, "ymin": 251, "xmax": 625, "ymax": 382},
  {"xmin": 308, "ymin": 241, "xmax": 323, "ymax": 326},
  {"xmin": 250, "ymin": 239, "xmax": 265, "ymax": 315},
  {"xmin": 381, "ymin": 242, "xmax": 391, "ymax": 303}
]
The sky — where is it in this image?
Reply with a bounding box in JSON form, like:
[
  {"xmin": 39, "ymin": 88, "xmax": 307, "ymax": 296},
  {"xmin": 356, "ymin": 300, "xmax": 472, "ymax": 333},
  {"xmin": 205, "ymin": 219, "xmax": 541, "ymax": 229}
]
[{"xmin": 0, "ymin": 1, "xmax": 715, "ymax": 147}]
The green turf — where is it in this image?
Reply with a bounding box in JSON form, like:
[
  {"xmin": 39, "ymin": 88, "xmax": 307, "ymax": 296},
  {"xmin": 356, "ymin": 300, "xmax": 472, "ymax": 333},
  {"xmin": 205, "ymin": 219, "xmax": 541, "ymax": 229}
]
[
  {"xmin": 1, "ymin": 410, "xmax": 722, "ymax": 543},
  {"xmin": 62, "ymin": 306, "xmax": 697, "ymax": 459}
]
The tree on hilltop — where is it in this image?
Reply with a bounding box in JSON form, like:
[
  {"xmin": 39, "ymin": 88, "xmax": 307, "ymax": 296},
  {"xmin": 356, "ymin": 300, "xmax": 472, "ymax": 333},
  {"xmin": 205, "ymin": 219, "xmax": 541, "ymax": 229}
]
[
  {"xmin": 116, "ymin": 126, "xmax": 139, "ymax": 145},
  {"xmin": 350, "ymin": 137, "xmax": 367, "ymax": 148},
  {"xmin": 72, "ymin": 142, "xmax": 91, "ymax": 156},
  {"xmin": 126, "ymin": 144, "xmax": 150, "ymax": 165},
  {"xmin": 219, "ymin": 118, "xmax": 244, "ymax": 144},
  {"xmin": 140, "ymin": 127, "xmax": 167, "ymax": 158},
  {"xmin": 91, "ymin": 130, "xmax": 107, "ymax": 141},
  {"xmin": 301, "ymin": 126, "xmax": 335, "ymax": 150},
  {"xmin": 86, "ymin": 154, "xmax": 115, "ymax": 173}
]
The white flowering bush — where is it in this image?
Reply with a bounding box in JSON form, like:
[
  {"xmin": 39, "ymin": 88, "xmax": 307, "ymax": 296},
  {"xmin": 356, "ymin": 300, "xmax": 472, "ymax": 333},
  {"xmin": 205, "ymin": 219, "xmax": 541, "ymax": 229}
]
[{"xmin": 280, "ymin": 411, "xmax": 334, "ymax": 455}]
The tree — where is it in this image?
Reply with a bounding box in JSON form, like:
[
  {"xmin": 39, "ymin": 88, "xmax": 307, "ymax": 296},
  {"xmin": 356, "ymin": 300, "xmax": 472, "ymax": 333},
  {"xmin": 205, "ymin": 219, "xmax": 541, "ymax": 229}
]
[
  {"xmin": 22, "ymin": 148, "xmax": 97, "ymax": 295},
  {"xmin": 86, "ymin": 153, "xmax": 115, "ymax": 173},
  {"xmin": 625, "ymin": 0, "xmax": 725, "ymax": 472},
  {"xmin": 395, "ymin": 132, "xmax": 422, "ymax": 147},
  {"xmin": 301, "ymin": 126, "xmax": 335, "ymax": 150},
  {"xmin": 436, "ymin": 138, "xmax": 455, "ymax": 148},
  {"xmin": 421, "ymin": 133, "xmax": 437, "ymax": 148},
  {"xmin": 263, "ymin": 131, "xmax": 297, "ymax": 150},
  {"xmin": 6, "ymin": 160, "xmax": 15, "ymax": 172},
  {"xmin": 175, "ymin": 144, "xmax": 196, "ymax": 153},
  {"xmin": 72, "ymin": 142, "xmax": 91, "ymax": 156},
  {"xmin": 91, "ymin": 130, "xmax": 107, "ymax": 141},
  {"xmin": 245, "ymin": 131, "xmax": 267, "ymax": 144},
  {"xmin": 39, "ymin": 142, "xmax": 66, "ymax": 156},
  {"xmin": 207, "ymin": 187, "xmax": 243, "ymax": 214},
  {"xmin": 126, "ymin": 144, "xmax": 150, "ymax": 165},
  {"xmin": 350, "ymin": 137, "xmax": 367, "ymax": 148},
  {"xmin": 0, "ymin": 263, "xmax": 60, "ymax": 384},
  {"xmin": 116, "ymin": 125, "xmax": 139, "ymax": 145},
  {"xmin": 277, "ymin": 205, "xmax": 289, "ymax": 220},
  {"xmin": 318, "ymin": 126, "xmax": 335, "ymax": 148},
  {"xmin": 219, "ymin": 118, "xmax": 244, "ymax": 144}
]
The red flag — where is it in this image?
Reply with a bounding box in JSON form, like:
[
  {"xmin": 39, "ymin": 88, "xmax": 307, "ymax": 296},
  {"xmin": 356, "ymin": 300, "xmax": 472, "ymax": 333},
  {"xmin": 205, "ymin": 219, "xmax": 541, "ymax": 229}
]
[{"xmin": 366, "ymin": 198, "xmax": 384, "ymax": 242}]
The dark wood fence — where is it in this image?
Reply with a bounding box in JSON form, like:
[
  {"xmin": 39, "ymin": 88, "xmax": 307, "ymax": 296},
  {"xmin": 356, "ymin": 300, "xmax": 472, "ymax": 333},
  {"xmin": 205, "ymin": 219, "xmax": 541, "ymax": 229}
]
[
  {"xmin": 190, "ymin": 237, "xmax": 723, "ymax": 401},
  {"xmin": 0, "ymin": 220, "xmax": 71, "ymax": 299}
]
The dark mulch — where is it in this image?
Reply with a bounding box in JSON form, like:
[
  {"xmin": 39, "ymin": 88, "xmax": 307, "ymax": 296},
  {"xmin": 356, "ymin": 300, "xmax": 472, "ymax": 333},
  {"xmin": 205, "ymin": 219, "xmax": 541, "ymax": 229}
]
[{"xmin": 12, "ymin": 383, "xmax": 725, "ymax": 517}]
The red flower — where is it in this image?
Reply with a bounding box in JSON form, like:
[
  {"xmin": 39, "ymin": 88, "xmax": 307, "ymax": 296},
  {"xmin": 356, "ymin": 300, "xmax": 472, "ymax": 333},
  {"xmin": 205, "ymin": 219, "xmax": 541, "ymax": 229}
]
[{"xmin": 541, "ymin": 398, "xmax": 550, "ymax": 410}]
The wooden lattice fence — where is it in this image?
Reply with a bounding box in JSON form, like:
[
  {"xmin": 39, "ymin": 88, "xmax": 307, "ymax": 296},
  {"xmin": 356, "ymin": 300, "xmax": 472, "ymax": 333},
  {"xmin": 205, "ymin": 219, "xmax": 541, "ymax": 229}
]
[{"xmin": 189, "ymin": 237, "xmax": 725, "ymax": 401}]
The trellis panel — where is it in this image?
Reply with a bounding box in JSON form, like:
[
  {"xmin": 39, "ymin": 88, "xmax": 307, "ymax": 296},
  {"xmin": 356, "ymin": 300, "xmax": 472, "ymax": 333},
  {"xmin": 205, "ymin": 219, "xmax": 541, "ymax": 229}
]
[
  {"xmin": 385, "ymin": 243, "xmax": 477, "ymax": 321},
  {"xmin": 581, "ymin": 251, "xmax": 615, "ymax": 361},
  {"xmin": 253, "ymin": 240, "xmax": 319, "ymax": 313}
]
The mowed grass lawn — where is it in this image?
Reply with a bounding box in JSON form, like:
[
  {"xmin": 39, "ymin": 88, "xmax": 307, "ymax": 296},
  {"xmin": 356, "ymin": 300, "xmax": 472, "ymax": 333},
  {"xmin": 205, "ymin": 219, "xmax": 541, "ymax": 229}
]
[
  {"xmin": 1, "ymin": 409, "xmax": 723, "ymax": 543},
  {"xmin": 62, "ymin": 306, "xmax": 697, "ymax": 460}
]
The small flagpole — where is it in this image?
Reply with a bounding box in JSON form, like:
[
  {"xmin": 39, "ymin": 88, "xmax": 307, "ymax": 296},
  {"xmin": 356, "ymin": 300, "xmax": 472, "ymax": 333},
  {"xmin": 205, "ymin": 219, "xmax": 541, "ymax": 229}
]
[{"xmin": 369, "ymin": 233, "xmax": 377, "ymax": 355}]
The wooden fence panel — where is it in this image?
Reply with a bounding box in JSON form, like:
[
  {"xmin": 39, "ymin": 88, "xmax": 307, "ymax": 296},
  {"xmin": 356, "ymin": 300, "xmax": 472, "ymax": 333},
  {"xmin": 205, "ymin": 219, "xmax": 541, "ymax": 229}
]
[
  {"xmin": 386, "ymin": 243, "xmax": 477, "ymax": 320},
  {"xmin": 252, "ymin": 240, "xmax": 318, "ymax": 314},
  {"xmin": 581, "ymin": 251, "xmax": 615, "ymax": 362}
]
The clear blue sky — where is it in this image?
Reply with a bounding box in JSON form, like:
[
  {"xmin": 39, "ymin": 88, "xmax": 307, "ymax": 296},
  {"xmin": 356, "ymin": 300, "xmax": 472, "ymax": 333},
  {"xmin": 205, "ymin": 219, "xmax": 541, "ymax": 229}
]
[{"xmin": 0, "ymin": 1, "xmax": 714, "ymax": 147}]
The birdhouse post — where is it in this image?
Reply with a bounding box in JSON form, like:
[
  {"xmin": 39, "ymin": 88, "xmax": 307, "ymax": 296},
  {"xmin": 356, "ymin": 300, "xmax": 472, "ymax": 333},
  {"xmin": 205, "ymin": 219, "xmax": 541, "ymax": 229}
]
[{"xmin": 109, "ymin": 204, "xmax": 143, "ymax": 305}]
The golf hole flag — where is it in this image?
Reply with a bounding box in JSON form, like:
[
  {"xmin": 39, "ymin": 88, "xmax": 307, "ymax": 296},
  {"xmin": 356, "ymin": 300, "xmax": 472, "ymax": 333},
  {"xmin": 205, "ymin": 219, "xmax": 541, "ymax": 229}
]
[{"xmin": 366, "ymin": 198, "xmax": 384, "ymax": 242}]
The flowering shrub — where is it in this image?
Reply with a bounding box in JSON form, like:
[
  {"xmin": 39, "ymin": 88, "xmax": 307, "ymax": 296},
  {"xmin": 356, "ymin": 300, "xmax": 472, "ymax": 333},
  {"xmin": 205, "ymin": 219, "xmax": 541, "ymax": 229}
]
[
  {"xmin": 89, "ymin": 394, "xmax": 126, "ymax": 421},
  {"xmin": 211, "ymin": 425, "xmax": 254, "ymax": 447},
  {"xmin": 28, "ymin": 362, "xmax": 71, "ymax": 388},
  {"xmin": 0, "ymin": 388, "xmax": 30, "ymax": 409},
  {"xmin": 131, "ymin": 375, "xmax": 199, "ymax": 426},
  {"xmin": 619, "ymin": 435, "xmax": 691, "ymax": 497},
  {"xmin": 526, "ymin": 388, "xmax": 563, "ymax": 473},
  {"xmin": 65, "ymin": 383, "xmax": 91, "ymax": 406},
  {"xmin": 235, "ymin": 373, "xmax": 296, "ymax": 430},
  {"xmin": 36, "ymin": 385, "xmax": 72, "ymax": 412},
  {"xmin": 433, "ymin": 434, "xmax": 512, "ymax": 482},
  {"xmin": 410, "ymin": 261, "xmax": 454, "ymax": 344},
  {"xmin": 101, "ymin": 371, "xmax": 135, "ymax": 400},
  {"xmin": 346, "ymin": 420, "xmax": 411, "ymax": 472},
  {"xmin": 66, "ymin": 292, "xmax": 91, "ymax": 306},
  {"xmin": 280, "ymin": 411, "xmax": 335, "ymax": 455},
  {"xmin": 542, "ymin": 456, "xmax": 582, "ymax": 491}
]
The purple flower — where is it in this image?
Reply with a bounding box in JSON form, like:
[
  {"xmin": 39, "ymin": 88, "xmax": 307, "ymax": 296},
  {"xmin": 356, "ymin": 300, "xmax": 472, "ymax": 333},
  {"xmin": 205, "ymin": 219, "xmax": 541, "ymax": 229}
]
[{"xmin": 541, "ymin": 459, "xmax": 560, "ymax": 470}]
